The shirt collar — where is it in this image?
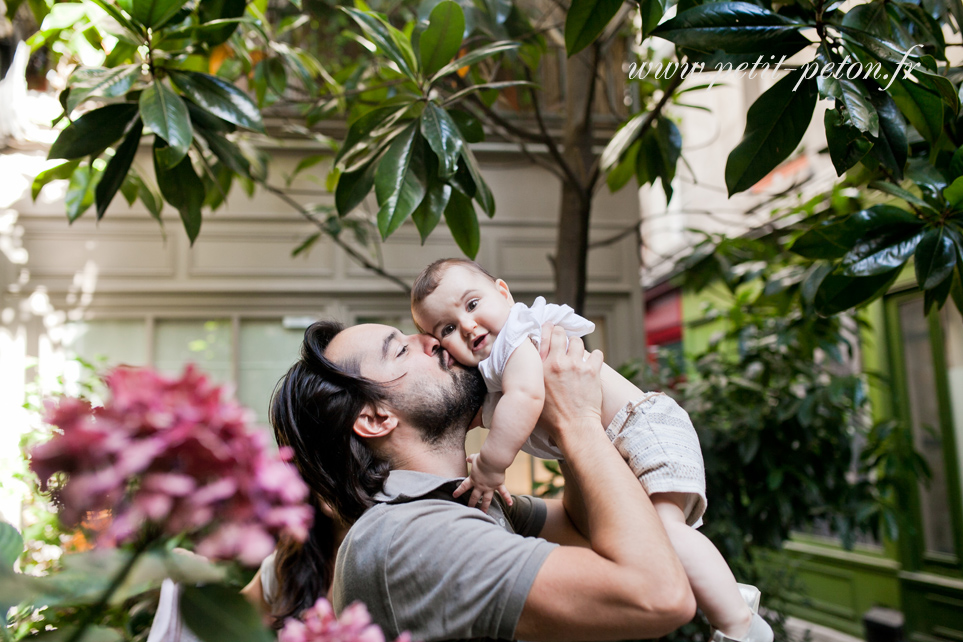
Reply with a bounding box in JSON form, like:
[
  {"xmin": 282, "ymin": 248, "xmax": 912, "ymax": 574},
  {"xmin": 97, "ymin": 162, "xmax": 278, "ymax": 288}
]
[{"xmin": 373, "ymin": 469, "xmax": 465, "ymax": 504}]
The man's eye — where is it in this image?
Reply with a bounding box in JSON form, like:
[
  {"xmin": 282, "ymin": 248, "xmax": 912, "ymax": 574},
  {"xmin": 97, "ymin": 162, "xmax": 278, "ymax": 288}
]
[
  {"xmin": 398, "ymin": 345, "xmax": 408, "ymax": 356},
  {"xmin": 467, "ymin": 299, "xmax": 478, "ymax": 311},
  {"xmin": 441, "ymin": 325, "xmax": 454, "ymax": 337}
]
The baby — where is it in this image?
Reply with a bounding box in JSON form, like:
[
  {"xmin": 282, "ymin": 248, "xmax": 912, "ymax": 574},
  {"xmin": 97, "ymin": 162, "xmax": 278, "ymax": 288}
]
[{"xmin": 411, "ymin": 258, "xmax": 773, "ymax": 642}]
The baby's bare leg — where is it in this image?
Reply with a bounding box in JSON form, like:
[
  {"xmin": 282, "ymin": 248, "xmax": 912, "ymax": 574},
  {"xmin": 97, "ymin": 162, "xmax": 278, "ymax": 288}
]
[
  {"xmin": 652, "ymin": 492, "xmax": 753, "ymax": 639},
  {"xmin": 599, "ymin": 363, "xmax": 646, "ymax": 427}
]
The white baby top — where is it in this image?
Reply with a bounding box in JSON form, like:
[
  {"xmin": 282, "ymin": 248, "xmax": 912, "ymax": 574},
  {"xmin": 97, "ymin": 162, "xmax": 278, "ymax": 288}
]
[{"xmin": 478, "ymin": 296, "xmax": 595, "ymax": 459}]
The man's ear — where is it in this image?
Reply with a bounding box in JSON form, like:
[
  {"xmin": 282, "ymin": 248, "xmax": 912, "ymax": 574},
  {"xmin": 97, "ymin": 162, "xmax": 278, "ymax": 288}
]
[
  {"xmin": 353, "ymin": 404, "xmax": 399, "ymax": 439},
  {"xmin": 495, "ymin": 279, "xmax": 515, "ymax": 305}
]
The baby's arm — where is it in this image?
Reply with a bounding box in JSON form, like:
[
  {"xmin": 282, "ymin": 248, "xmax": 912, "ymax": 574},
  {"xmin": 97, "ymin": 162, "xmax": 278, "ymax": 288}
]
[{"xmin": 454, "ymin": 340, "xmax": 545, "ymax": 513}]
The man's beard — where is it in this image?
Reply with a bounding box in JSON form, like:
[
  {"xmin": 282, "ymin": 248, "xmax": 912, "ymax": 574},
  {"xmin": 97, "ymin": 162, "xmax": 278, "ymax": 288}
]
[{"xmin": 396, "ymin": 364, "xmax": 486, "ymax": 449}]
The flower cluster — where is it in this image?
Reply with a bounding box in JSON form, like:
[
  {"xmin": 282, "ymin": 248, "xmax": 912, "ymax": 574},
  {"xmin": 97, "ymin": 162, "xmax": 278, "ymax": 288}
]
[
  {"xmin": 29, "ymin": 365, "xmax": 312, "ymax": 565},
  {"xmin": 279, "ymin": 599, "xmax": 412, "ymax": 642}
]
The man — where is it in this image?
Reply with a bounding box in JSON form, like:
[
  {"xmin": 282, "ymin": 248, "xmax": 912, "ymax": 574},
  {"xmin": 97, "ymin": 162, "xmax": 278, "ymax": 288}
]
[{"xmin": 261, "ymin": 320, "xmax": 695, "ymax": 641}]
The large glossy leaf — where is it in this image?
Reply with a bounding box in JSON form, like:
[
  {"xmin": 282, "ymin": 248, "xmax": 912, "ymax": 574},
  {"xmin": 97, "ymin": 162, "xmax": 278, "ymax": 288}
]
[
  {"xmin": 824, "ymin": 108, "xmax": 872, "ymax": 175},
  {"xmin": 32, "ymin": 159, "xmax": 81, "ymax": 200},
  {"xmin": 816, "ymin": 59, "xmax": 878, "ymax": 137},
  {"xmin": 344, "ymin": 7, "xmax": 418, "ymax": 81},
  {"xmin": 842, "ymin": 230, "xmax": 924, "ymax": 276},
  {"xmin": 944, "ymin": 176, "xmax": 963, "ymax": 207},
  {"xmin": 375, "ymin": 125, "xmax": 428, "ymax": 238},
  {"xmin": 140, "ymin": 80, "xmax": 192, "ymax": 167},
  {"xmin": 48, "ymin": 103, "xmax": 139, "ymax": 160},
  {"xmin": 154, "ymin": 143, "xmax": 204, "ymax": 244},
  {"xmin": 656, "ymin": 116, "xmax": 681, "ymax": 201},
  {"xmin": 96, "ymin": 118, "xmax": 143, "ymax": 220},
  {"xmin": 444, "ymin": 187, "xmax": 480, "ymax": 258},
  {"xmin": 791, "ymin": 205, "xmax": 922, "ymax": 260},
  {"xmin": 640, "ymin": 0, "xmax": 668, "ymax": 40},
  {"xmin": 196, "ymin": 128, "xmax": 251, "ymax": 178},
  {"xmin": 448, "ymin": 108, "xmax": 484, "ymax": 143},
  {"xmin": 815, "ymin": 267, "xmax": 902, "ymax": 315},
  {"xmin": 197, "ymin": 0, "xmax": 246, "ymax": 45},
  {"xmin": 863, "ymin": 80, "xmax": 907, "ymax": 179},
  {"xmin": 601, "ymin": 110, "xmax": 650, "ymax": 171},
  {"xmin": 67, "ymin": 65, "xmax": 141, "ymax": 112},
  {"xmin": 169, "ymin": 71, "xmax": 264, "ymax": 133},
  {"xmin": 420, "ymin": 103, "xmax": 463, "ymax": 179},
  {"xmin": 840, "ymin": 2, "xmax": 891, "ymax": 37},
  {"xmin": 887, "ymin": 74, "xmax": 944, "ymax": 144},
  {"xmin": 565, "ymin": 0, "xmax": 623, "ymax": 56},
  {"xmin": 459, "ymin": 143, "xmax": 494, "ymax": 216},
  {"xmin": 122, "ymin": 0, "xmax": 189, "ymax": 29},
  {"xmin": 182, "ymin": 585, "xmax": 273, "ymax": 642},
  {"xmin": 420, "ymin": 1, "xmax": 465, "ymax": 77},
  {"xmin": 335, "ymin": 104, "xmax": 410, "ymax": 166},
  {"xmin": 653, "ymin": 2, "xmax": 811, "ymax": 55},
  {"xmin": 607, "ymin": 139, "xmax": 641, "ymax": 191},
  {"xmin": 837, "ymin": 25, "xmax": 914, "ymax": 66},
  {"xmin": 335, "ymin": 157, "xmax": 378, "ymax": 216},
  {"xmin": 65, "ymin": 165, "xmax": 98, "ymax": 222},
  {"xmin": 725, "ymin": 68, "xmax": 817, "ymax": 195},
  {"xmin": 430, "ymin": 41, "xmax": 520, "ymax": 84},
  {"xmin": 412, "ymin": 180, "xmax": 451, "ymax": 242},
  {"xmin": 0, "ymin": 522, "xmax": 22, "ymax": 569},
  {"xmin": 915, "ymin": 227, "xmax": 956, "ymax": 290}
]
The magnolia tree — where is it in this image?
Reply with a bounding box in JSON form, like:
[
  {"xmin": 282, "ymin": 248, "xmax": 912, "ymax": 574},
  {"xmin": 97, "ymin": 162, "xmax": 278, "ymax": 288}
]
[{"xmin": 18, "ymin": 0, "xmax": 963, "ymax": 313}]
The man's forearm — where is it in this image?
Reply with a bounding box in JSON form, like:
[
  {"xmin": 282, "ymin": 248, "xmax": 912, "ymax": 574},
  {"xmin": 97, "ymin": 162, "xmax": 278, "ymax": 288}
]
[{"xmin": 559, "ymin": 460, "xmax": 589, "ymax": 539}]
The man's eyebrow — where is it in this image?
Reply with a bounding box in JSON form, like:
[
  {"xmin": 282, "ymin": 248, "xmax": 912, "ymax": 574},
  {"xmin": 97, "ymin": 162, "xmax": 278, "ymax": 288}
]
[{"xmin": 381, "ymin": 331, "xmax": 399, "ymax": 361}]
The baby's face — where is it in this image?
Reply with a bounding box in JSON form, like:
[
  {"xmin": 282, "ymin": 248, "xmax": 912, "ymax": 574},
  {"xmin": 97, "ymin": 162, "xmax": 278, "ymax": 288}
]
[{"xmin": 413, "ymin": 265, "xmax": 514, "ymax": 367}]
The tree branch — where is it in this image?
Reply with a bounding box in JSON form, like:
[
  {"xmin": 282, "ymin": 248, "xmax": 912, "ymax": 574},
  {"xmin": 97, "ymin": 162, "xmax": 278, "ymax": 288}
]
[
  {"xmin": 262, "ymin": 183, "xmax": 412, "ymax": 294},
  {"xmin": 525, "ymin": 68, "xmax": 586, "ymax": 199}
]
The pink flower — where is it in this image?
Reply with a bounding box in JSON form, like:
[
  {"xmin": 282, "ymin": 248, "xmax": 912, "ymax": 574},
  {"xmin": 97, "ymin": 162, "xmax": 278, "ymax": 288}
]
[
  {"xmin": 279, "ymin": 599, "xmax": 412, "ymax": 642},
  {"xmin": 29, "ymin": 365, "xmax": 312, "ymax": 563}
]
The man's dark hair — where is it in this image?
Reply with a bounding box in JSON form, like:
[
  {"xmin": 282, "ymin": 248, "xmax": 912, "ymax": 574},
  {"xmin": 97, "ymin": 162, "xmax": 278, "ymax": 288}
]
[{"xmin": 411, "ymin": 258, "xmax": 496, "ymax": 308}]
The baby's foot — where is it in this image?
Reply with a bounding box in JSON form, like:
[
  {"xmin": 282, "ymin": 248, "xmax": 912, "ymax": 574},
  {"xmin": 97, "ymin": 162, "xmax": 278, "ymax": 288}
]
[{"xmin": 710, "ymin": 584, "xmax": 773, "ymax": 642}]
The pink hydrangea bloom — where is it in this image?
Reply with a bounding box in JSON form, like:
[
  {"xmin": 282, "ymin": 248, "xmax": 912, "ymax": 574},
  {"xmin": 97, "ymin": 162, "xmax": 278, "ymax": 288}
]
[
  {"xmin": 30, "ymin": 365, "xmax": 312, "ymax": 562},
  {"xmin": 279, "ymin": 599, "xmax": 412, "ymax": 642}
]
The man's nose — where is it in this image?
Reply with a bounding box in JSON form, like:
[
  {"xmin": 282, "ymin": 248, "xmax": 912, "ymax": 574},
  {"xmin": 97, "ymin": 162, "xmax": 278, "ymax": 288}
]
[{"xmin": 418, "ymin": 334, "xmax": 441, "ymax": 355}]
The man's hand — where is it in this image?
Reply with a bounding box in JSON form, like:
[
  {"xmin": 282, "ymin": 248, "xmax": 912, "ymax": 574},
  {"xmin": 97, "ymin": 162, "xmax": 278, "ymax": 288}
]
[
  {"xmin": 453, "ymin": 452, "xmax": 513, "ymax": 513},
  {"xmin": 537, "ymin": 324, "xmax": 604, "ymax": 438}
]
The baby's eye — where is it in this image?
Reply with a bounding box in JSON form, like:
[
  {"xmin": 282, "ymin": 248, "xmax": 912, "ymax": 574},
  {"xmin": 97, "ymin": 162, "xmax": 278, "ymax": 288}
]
[
  {"xmin": 440, "ymin": 325, "xmax": 455, "ymax": 337},
  {"xmin": 466, "ymin": 299, "xmax": 478, "ymax": 312}
]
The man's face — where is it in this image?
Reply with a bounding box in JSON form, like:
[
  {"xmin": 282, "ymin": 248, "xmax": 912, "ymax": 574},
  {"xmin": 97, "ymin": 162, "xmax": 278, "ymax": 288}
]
[{"xmin": 326, "ymin": 324, "xmax": 485, "ymax": 445}]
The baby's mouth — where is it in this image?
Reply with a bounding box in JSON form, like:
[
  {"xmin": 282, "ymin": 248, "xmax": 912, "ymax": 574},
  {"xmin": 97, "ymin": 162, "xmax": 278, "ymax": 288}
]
[{"xmin": 472, "ymin": 334, "xmax": 487, "ymax": 352}]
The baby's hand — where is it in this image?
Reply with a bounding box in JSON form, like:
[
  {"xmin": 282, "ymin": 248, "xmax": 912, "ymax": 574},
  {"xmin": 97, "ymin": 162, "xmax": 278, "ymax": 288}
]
[{"xmin": 453, "ymin": 453, "xmax": 513, "ymax": 513}]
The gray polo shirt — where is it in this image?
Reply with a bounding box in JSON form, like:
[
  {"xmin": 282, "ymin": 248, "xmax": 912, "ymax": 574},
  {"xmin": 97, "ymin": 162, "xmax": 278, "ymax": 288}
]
[{"xmin": 331, "ymin": 470, "xmax": 557, "ymax": 642}]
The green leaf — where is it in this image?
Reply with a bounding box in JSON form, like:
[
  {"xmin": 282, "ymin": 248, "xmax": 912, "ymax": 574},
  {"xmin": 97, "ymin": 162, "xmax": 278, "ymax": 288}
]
[
  {"xmin": 951, "ymin": 267, "xmax": 963, "ymax": 317},
  {"xmin": 66, "ymin": 165, "xmax": 98, "ymax": 223},
  {"xmin": 375, "ymin": 125, "xmax": 427, "ymax": 238},
  {"xmin": 154, "ymin": 142, "xmax": 204, "ymax": 244},
  {"xmin": 816, "ymin": 59, "xmax": 878, "ymax": 137},
  {"xmin": 924, "ymin": 263, "xmax": 954, "ymax": 313},
  {"xmin": 139, "ymin": 80, "xmax": 192, "ymax": 167},
  {"xmin": 601, "ymin": 110, "xmax": 650, "ymax": 171},
  {"xmin": 125, "ymin": 0, "xmax": 190, "ymax": 29},
  {"xmin": 656, "ymin": 117, "xmax": 681, "ymax": 185},
  {"xmin": 459, "ymin": 143, "xmax": 494, "ymax": 217},
  {"xmin": 448, "ymin": 108, "xmax": 484, "ymax": 143},
  {"xmin": 420, "ymin": 1, "xmax": 465, "ymax": 77},
  {"xmin": 842, "ymin": 230, "xmax": 924, "ymax": 277},
  {"xmin": 824, "ymin": 108, "xmax": 872, "ymax": 175},
  {"xmin": 564, "ymin": 0, "xmax": 623, "ymax": 56},
  {"xmin": 420, "ymin": 103, "xmax": 464, "ymax": 178},
  {"xmin": 444, "ymin": 187, "xmax": 479, "ymax": 258},
  {"xmin": 196, "ymin": 129, "xmax": 251, "ymax": 178},
  {"xmin": 790, "ymin": 205, "xmax": 922, "ymax": 259},
  {"xmin": 607, "ymin": 139, "xmax": 640, "ymax": 191},
  {"xmin": 32, "ymin": 159, "xmax": 81, "ymax": 200},
  {"xmin": 412, "ymin": 181, "xmax": 451, "ymax": 242},
  {"xmin": 868, "ymin": 181, "xmax": 931, "ymax": 210},
  {"xmin": 0, "ymin": 522, "xmax": 22, "ymax": 569},
  {"xmin": 96, "ymin": 118, "xmax": 143, "ymax": 220},
  {"xmin": 48, "ymin": 103, "xmax": 139, "ymax": 160},
  {"xmin": 335, "ymin": 104, "xmax": 410, "ymax": 167},
  {"xmin": 841, "ymin": 2, "xmax": 891, "ymax": 37},
  {"xmin": 441, "ymin": 80, "xmax": 536, "ymax": 106},
  {"xmin": 67, "ymin": 65, "xmax": 141, "ymax": 112},
  {"xmin": 653, "ymin": 1, "xmax": 811, "ymax": 56},
  {"xmin": 292, "ymin": 232, "xmax": 321, "ymax": 257},
  {"xmin": 336, "ymin": 157, "xmax": 378, "ymax": 216},
  {"xmin": 944, "ymin": 176, "xmax": 963, "ymax": 208},
  {"xmin": 126, "ymin": 170, "xmax": 164, "ymax": 223},
  {"xmin": 197, "ymin": 0, "xmax": 246, "ymax": 45},
  {"xmin": 887, "ymin": 75, "xmax": 944, "ymax": 144},
  {"xmin": 343, "ymin": 7, "xmax": 418, "ymax": 82},
  {"xmin": 87, "ymin": 0, "xmax": 143, "ymax": 38},
  {"xmin": 169, "ymin": 71, "xmax": 264, "ymax": 133},
  {"xmin": 639, "ymin": 0, "xmax": 667, "ymax": 40},
  {"xmin": 181, "ymin": 585, "xmax": 273, "ymax": 642},
  {"xmin": 725, "ymin": 68, "xmax": 817, "ymax": 196},
  {"xmin": 863, "ymin": 80, "xmax": 907, "ymax": 180},
  {"xmin": 915, "ymin": 227, "xmax": 956, "ymax": 290},
  {"xmin": 814, "ymin": 267, "xmax": 902, "ymax": 315},
  {"xmin": 430, "ymin": 41, "xmax": 520, "ymax": 84},
  {"xmin": 949, "ymin": 147, "xmax": 963, "ymax": 181}
]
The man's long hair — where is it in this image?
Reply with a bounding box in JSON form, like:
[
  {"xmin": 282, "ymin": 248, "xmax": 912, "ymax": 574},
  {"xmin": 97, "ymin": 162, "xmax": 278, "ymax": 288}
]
[{"xmin": 268, "ymin": 320, "xmax": 390, "ymax": 626}]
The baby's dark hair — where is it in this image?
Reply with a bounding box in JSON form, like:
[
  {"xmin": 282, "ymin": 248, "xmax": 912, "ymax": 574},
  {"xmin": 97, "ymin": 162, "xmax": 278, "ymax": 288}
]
[{"xmin": 411, "ymin": 258, "xmax": 496, "ymax": 307}]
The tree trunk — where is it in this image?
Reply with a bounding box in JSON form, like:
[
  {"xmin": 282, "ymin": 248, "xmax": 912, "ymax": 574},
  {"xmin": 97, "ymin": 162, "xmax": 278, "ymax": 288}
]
[{"xmin": 554, "ymin": 46, "xmax": 596, "ymax": 314}]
